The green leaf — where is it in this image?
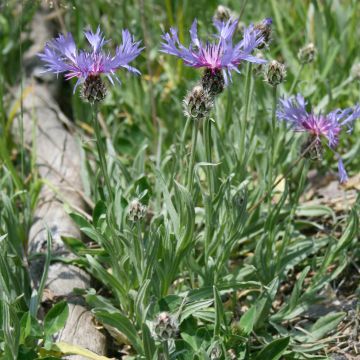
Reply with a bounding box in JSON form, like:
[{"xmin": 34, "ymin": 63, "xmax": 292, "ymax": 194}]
[
  {"xmin": 93, "ymin": 200, "xmax": 107, "ymax": 226},
  {"xmin": 155, "ymin": 170, "xmax": 180, "ymax": 239},
  {"xmin": 85, "ymin": 292, "xmax": 119, "ymax": 314},
  {"xmin": 271, "ymin": 266, "xmax": 310, "ymax": 322},
  {"xmin": 180, "ymin": 333, "xmax": 199, "ymax": 351},
  {"xmin": 296, "ymin": 204, "xmax": 335, "ymax": 222},
  {"xmin": 19, "ymin": 312, "xmax": 31, "ymax": 344},
  {"xmin": 61, "ymin": 236, "xmax": 86, "ymax": 255},
  {"xmin": 85, "ymin": 255, "xmax": 127, "ymax": 304},
  {"xmin": 44, "ymin": 301, "xmax": 69, "ymax": 337},
  {"xmin": 213, "ymin": 286, "xmax": 225, "ymax": 337},
  {"xmin": 49, "ymin": 341, "xmax": 112, "ymax": 360},
  {"xmin": 157, "ymin": 295, "xmax": 182, "ymax": 313},
  {"xmin": 254, "ymin": 337, "xmax": 290, "ymax": 360},
  {"xmin": 142, "ymin": 323, "xmax": 155, "ymax": 360},
  {"xmin": 299, "ymin": 312, "xmax": 346, "ymax": 342},
  {"xmin": 174, "ymin": 181, "xmax": 195, "ymax": 256},
  {"xmin": 69, "ymin": 212, "xmax": 93, "ymax": 229},
  {"xmin": 93, "ymin": 309, "xmax": 143, "ymax": 354},
  {"xmin": 80, "ymin": 227, "xmax": 104, "ymax": 245},
  {"xmin": 288, "ymin": 266, "xmax": 310, "ymax": 311},
  {"xmin": 29, "ymin": 229, "xmax": 52, "ymax": 317},
  {"xmin": 180, "ymin": 299, "xmax": 214, "ymax": 323},
  {"xmin": 238, "ymin": 305, "xmax": 256, "ymax": 336},
  {"xmin": 254, "ymin": 278, "xmax": 279, "ymax": 329}
]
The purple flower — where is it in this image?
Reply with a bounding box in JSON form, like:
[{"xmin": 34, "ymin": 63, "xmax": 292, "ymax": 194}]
[
  {"xmin": 160, "ymin": 18, "xmax": 267, "ymax": 84},
  {"xmin": 38, "ymin": 26, "xmax": 143, "ymax": 92},
  {"xmin": 277, "ymin": 94, "xmax": 360, "ymax": 183}
]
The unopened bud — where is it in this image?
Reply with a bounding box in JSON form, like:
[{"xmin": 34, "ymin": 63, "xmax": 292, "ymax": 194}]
[
  {"xmin": 214, "ymin": 5, "xmax": 232, "ymax": 22},
  {"xmin": 298, "ymin": 43, "xmax": 317, "ymax": 64},
  {"xmin": 227, "ymin": 349, "xmax": 237, "ymax": 360},
  {"xmin": 265, "ymin": 60, "xmax": 286, "ymax": 86},
  {"xmin": 152, "ymin": 312, "xmax": 179, "ymax": 340},
  {"xmin": 183, "ymin": 85, "xmax": 214, "ymax": 120},
  {"xmin": 201, "ymin": 68, "xmax": 225, "ymax": 96},
  {"xmin": 254, "ymin": 18, "xmax": 273, "ymax": 49},
  {"xmin": 81, "ymin": 75, "xmax": 107, "ymax": 104},
  {"xmin": 128, "ymin": 199, "xmax": 147, "ymax": 222},
  {"xmin": 210, "ymin": 345, "xmax": 222, "ymax": 360},
  {"xmin": 351, "ymin": 63, "xmax": 360, "ymax": 80},
  {"xmin": 301, "ymin": 136, "xmax": 323, "ymax": 161}
]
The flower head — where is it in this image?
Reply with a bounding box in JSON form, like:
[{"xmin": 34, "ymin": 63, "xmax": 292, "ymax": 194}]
[
  {"xmin": 38, "ymin": 26, "xmax": 143, "ymax": 96},
  {"xmin": 183, "ymin": 84, "xmax": 214, "ymax": 119},
  {"xmin": 277, "ymin": 94, "xmax": 360, "ymax": 182},
  {"xmin": 298, "ymin": 43, "xmax": 317, "ymax": 64},
  {"xmin": 128, "ymin": 198, "xmax": 147, "ymax": 222},
  {"xmin": 351, "ymin": 62, "xmax": 360, "ymax": 80},
  {"xmin": 214, "ymin": 5, "xmax": 233, "ymax": 23},
  {"xmin": 152, "ymin": 312, "xmax": 179, "ymax": 340},
  {"xmin": 160, "ymin": 18, "xmax": 267, "ymax": 85},
  {"xmin": 265, "ymin": 60, "xmax": 286, "ymax": 86}
]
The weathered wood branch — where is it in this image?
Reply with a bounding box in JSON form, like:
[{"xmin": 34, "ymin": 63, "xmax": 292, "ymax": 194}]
[{"xmin": 14, "ymin": 10, "xmax": 107, "ymax": 359}]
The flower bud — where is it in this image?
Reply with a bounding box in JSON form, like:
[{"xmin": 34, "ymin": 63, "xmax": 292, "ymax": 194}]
[
  {"xmin": 265, "ymin": 60, "xmax": 286, "ymax": 86},
  {"xmin": 214, "ymin": 5, "xmax": 232, "ymax": 22},
  {"xmin": 301, "ymin": 136, "xmax": 323, "ymax": 161},
  {"xmin": 201, "ymin": 68, "xmax": 225, "ymax": 96},
  {"xmin": 183, "ymin": 84, "xmax": 214, "ymax": 120},
  {"xmin": 210, "ymin": 345, "xmax": 222, "ymax": 360},
  {"xmin": 152, "ymin": 312, "xmax": 179, "ymax": 340},
  {"xmin": 254, "ymin": 18, "xmax": 273, "ymax": 49},
  {"xmin": 227, "ymin": 349, "xmax": 237, "ymax": 360},
  {"xmin": 298, "ymin": 43, "xmax": 317, "ymax": 64},
  {"xmin": 81, "ymin": 75, "xmax": 107, "ymax": 104},
  {"xmin": 128, "ymin": 199, "xmax": 147, "ymax": 222},
  {"xmin": 351, "ymin": 63, "xmax": 360, "ymax": 80}
]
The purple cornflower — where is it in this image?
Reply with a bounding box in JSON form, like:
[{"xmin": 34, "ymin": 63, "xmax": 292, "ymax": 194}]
[
  {"xmin": 277, "ymin": 94, "xmax": 360, "ymax": 183},
  {"xmin": 160, "ymin": 18, "xmax": 267, "ymax": 85},
  {"xmin": 38, "ymin": 26, "xmax": 143, "ymax": 100}
]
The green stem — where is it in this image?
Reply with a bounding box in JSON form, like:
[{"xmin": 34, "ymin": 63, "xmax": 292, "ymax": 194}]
[
  {"xmin": 180, "ymin": 116, "xmax": 191, "ymax": 180},
  {"xmin": 203, "ymin": 117, "xmax": 214, "ymax": 282},
  {"xmin": 92, "ymin": 105, "xmax": 113, "ymax": 199},
  {"xmin": 275, "ymin": 160, "xmax": 306, "ymax": 273},
  {"xmin": 0, "ymin": 139, "xmax": 23, "ymax": 190},
  {"xmin": 289, "ymin": 63, "xmax": 304, "ymax": 94},
  {"xmin": 186, "ymin": 119, "xmax": 199, "ymax": 192},
  {"xmin": 156, "ymin": 126, "xmax": 163, "ymax": 210},
  {"xmin": 249, "ymin": 138, "xmax": 317, "ymax": 213},
  {"xmin": 315, "ymin": 76, "xmax": 353, "ymax": 112},
  {"xmin": 135, "ymin": 221, "xmax": 144, "ymax": 281},
  {"xmin": 163, "ymin": 341, "xmax": 170, "ymax": 360},
  {"xmin": 239, "ymin": 63, "xmax": 252, "ymax": 167},
  {"xmin": 203, "ymin": 118, "xmax": 214, "ymax": 197},
  {"xmin": 268, "ymin": 85, "xmax": 278, "ymax": 206},
  {"xmin": 19, "ymin": 0, "xmax": 24, "ymax": 180}
]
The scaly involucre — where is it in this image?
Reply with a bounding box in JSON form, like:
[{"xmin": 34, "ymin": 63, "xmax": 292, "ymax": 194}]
[
  {"xmin": 277, "ymin": 94, "xmax": 360, "ymax": 183},
  {"xmin": 160, "ymin": 18, "xmax": 267, "ymax": 84},
  {"xmin": 38, "ymin": 26, "xmax": 143, "ymax": 92}
]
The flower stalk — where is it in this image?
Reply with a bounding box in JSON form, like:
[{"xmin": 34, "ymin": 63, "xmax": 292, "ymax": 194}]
[
  {"xmin": 186, "ymin": 119, "xmax": 199, "ymax": 193},
  {"xmin": 268, "ymin": 85, "xmax": 278, "ymax": 204},
  {"xmin": 239, "ymin": 63, "xmax": 253, "ymax": 167},
  {"xmin": 203, "ymin": 117, "xmax": 215, "ymax": 279},
  {"xmin": 289, "ymin": 63, "xmax": 304, "ymax": 94},
  {"xmin": 92, "ymin": 105, "xmax": 113, "ymax": 199},
  {"xmin": 249, "ymin": 138, "xmax": 317, "ymax": 213}
]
